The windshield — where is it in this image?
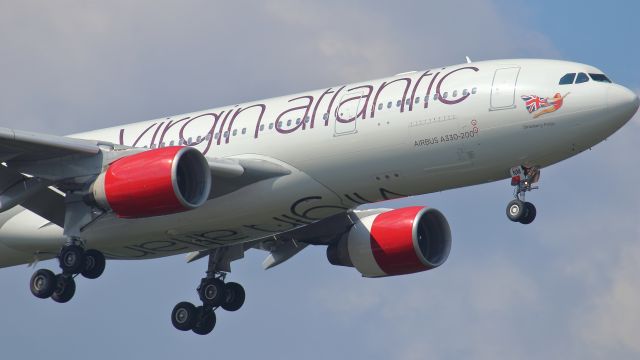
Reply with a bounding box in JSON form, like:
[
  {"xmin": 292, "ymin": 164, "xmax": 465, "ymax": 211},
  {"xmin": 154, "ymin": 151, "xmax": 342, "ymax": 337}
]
[{"xmin": 589, "ymin": 73, "xmax": 612, "ymax": 83}]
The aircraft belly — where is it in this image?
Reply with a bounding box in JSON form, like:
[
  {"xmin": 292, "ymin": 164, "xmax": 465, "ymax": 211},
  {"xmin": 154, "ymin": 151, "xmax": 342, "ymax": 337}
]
[{"xmin": 68, "ymin": 167, "xmax": 343, "ymax": 260}]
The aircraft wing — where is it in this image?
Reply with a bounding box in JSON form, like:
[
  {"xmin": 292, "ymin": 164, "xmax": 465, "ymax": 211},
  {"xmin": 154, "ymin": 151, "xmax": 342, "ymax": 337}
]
[
  {"xmin": 0, "ymin": 127, "xmax": 103, "ymax": 162},
  {"xmin": 0, "ymin": 126, "xmax": 293, "ymax": 228},
  {"xmin": 0, "ymin": 127, "xmax": 109, "ymax": 227}
]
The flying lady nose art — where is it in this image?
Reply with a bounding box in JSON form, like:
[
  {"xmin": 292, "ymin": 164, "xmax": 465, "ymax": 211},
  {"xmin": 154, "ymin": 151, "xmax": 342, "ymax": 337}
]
[{"xmin": 521, "ymin": 92, "xmax": 569, "ymax": 118}]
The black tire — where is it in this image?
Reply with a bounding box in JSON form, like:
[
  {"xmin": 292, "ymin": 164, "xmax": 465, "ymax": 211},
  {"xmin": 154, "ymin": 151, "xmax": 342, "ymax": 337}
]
[
  {"xmin": 506, "ymin": 199, "xmax": 525, "ymax": 222},
  {"xmin": 171, "ymin": 301, "xmax": 198, "ymax": 331},
  {"xmin": 81, "ymin": 249, "xmax": 106, "ymax": 279},
  {"xmin": 221, "ymin": 282, "xmax": 245, "ymax": 312},
  {"xmin": 192, "ymin": 306, "xmax": 216, "ymax": 335},
  {"xmin": 519, "ymin": 202, "xmax": 537, "ymax": 225},
  {"xmin": 51, "ymin": 274, "xmax": 76, "ymax": 303},
  {"xmin": 30, "ymin": 269, "xmax": 56, "ymax": 299},
  {"xmin": 59, "ymin": 245, "xmax": 85, "ymax": 274},
  {"xmin": 198, "ymin": 278, "xmax": 226, "ymax": 306}
]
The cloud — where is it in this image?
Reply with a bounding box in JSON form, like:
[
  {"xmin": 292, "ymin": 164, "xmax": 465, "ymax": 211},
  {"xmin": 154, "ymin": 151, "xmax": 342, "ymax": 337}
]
[
  {"xmin": 0, "ymin": 1, "xmax": 638, "ymax": 360},
  {"xmin": 577, "ymin": 240, "xmax": 640, "ymax": 357}
]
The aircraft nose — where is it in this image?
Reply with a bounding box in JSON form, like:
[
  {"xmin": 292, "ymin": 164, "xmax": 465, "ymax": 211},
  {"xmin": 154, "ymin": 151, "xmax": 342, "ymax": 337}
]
[{"xmin": 607, "ymin": 84, "xmax": 639, "ymax": 116}]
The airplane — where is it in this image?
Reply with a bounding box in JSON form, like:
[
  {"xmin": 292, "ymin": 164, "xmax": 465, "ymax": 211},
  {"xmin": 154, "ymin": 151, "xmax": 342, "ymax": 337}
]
[{"xmin": 0, "ymin": 58, "xmax": 637, "ymax": 335}]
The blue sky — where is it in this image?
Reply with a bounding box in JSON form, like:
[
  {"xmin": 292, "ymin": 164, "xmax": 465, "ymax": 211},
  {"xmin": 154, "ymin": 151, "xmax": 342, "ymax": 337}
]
[{"xmin": 0, "ymin": 1, "xmax": 638, "ymax": 359}]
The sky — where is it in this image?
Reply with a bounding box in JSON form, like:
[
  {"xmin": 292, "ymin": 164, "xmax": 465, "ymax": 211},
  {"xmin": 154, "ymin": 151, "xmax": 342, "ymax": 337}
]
[{"xmin": 0, "ymin": 1, "xmax": 639, "ymax": 359}]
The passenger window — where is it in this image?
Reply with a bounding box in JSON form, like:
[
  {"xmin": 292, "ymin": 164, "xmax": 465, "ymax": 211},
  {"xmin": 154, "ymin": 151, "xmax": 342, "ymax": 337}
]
[
  {"xmin": 287, "ymin": 119, "xmax": 292, "ymax": 126},
  {"xmin": 463, "ymin": 89, "xmax": 469, "ymax": 96},
  {"xmin": 304, "ymin": 116, "xmax": 310, "ymax": 123},
  {"xmin": 471, "ymin": 87, "xmax": 477, "ymax": 94},
  {"xmin": 223, "ymin": 132, "xmax": 228, "ymax": 138},
  {"xmin": 442, "ymin": 92, "xmax": 448, "ymax": 99},
  {"xmin": 405, "ymin": 98, "xmax": 411, "ymax": 106},
  {"xmin": 268, "ymin": 123, "xmax": 273, "ymax": 130},
  {"xmin": 589, "ymin": 73, "xmax": 612, "ymax": 83},
  {"xmin": 169, "ymin": 140, "xmax": 175, "ymax": 146},
  {"xmin": 323, "ymin": 113, "xmax": 329, "ymax": 121},
  {"xmin": 396, "ymin": 100, "xmax": 401, "ymax": 107},
  {"xmin": 415, "ymin": 97, "xmax": 420, "ymax": 104},
  {"xmin": 214, "ymin": 133, "xmax": 219, "ymax": 140},
  {"xmin": 559, "ymin": 73, "xmax": 576, "ymax": 85},
  {"xmin": 433, "ymin": 93, "xmax": 438, "ymax": 101},
  {"xmin": 378, "ymin": 103, "xmax": 383, "ymax": 110},
  {"xmin": 196, "ymin": 136, "xmax": 201, "ymax": 143},
  {"xmin": 242, "ymin": 128, "xmax": 247, "ymax": 134},
  {"xmin": 387, "ymin": 101, "xmax": 392, "ymax": 109},
  {"xmin": 259, "ymin": 125, "xmax": 264, "ymax": 131},
  {"xmin": 452, "ymin": 90, "xmax": 458, "ymax": 97},
  {"xmin": 188, "ymin": 137, "xmax": 192, "ymax": 144},
  {"xmin": 232, "ymin": 129, "xmax": 237, "ymax": 136},
  {"xmin": 576, "ymin": 72, "xmax": 589, "ymax": 84},
  {"xmin": 296, "ymin": 118, "xmax": 301, "ymax": 125}
]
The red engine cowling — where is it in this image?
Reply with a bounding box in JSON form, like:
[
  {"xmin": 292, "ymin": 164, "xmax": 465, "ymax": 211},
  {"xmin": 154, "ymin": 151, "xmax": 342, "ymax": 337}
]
[
  {"xmin": 91, "ymin": 146, "xmax": 212, "ymax": 218},
  {"xmin": 327, "ymin": 206, "xmax": 451, "ymax": 277}
]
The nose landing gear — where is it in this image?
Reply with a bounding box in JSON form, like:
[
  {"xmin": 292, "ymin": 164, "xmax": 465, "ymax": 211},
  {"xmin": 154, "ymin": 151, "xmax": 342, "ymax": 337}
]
[{"xmin": 506, "ymin": 165, "xmax": 539, "ymax": 224}]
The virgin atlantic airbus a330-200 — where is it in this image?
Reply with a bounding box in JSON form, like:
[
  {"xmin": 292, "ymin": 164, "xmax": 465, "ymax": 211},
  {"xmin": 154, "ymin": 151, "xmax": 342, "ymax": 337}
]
[{"xmin": 0, "ymin": 59, "xmax": 636, "ymax": 335}]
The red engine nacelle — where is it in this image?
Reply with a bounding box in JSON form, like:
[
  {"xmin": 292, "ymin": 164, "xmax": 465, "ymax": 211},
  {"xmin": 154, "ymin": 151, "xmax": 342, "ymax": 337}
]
[
  {"xmin": 91, "ymin": 146, "xmax": 211, "ymax": 218},
  {"xmin": 327, "ymin": 206, "xmax": 452, "ymax": 277}
]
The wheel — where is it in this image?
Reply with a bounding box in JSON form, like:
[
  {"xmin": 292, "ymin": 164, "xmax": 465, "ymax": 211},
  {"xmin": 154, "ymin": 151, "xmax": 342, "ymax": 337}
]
[
  {"xmin": 30, "ymin": 269, "xmax": 56, "ymax": 299},
  {"xmin": 59, "ymin": 245, "xmax": 85, "ymax": 274},
  {"xmin": 81, "ymin": 249, "xmax": 106, "ymax": 279},
  {"xmin": 198, "ymin": 278, "xmax": 226, "ymax": 306},
  {"xmin": 519, "ymin": 202, "xmax": 537, "ymax": 225},
  {"xmin": 192, "ymin": 306, "xmax": 216, "ymax": 335},
  {"xmin": 221, "ymin": 282, "xmax": 245, "ymax": 312},
  {"xmin": 506, "ymin": 199, "xmax": 525, "ymax": 222},
  {"xmin": 171, "ymin": 302, "xmax": 198, "ymax": 331},
  {"xmin": 51, "ymin": 274, "xmax": 76, "ymax": 303}
]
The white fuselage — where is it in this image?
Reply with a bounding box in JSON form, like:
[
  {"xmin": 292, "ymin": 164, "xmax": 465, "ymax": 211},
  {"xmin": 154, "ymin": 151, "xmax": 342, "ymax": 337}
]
[{"xmin": 0, "ymin": 59, "xmax": 636, "ymax": 266}]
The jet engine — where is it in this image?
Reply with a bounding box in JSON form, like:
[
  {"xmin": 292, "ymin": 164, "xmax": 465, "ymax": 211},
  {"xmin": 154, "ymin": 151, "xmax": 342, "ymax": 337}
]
[
  {"xmin": 91, "ymin": 146, "xmax": 211, "ymax": 218},
  {"xmin": 327, "ymin": 206, "xmax": 451, "ymax": 277}
]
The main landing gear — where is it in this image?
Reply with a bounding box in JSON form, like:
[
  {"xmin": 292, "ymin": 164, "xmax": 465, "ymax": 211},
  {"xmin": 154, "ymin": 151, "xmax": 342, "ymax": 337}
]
[
  {"xmin": 29, "ymin": 243, "xmax": 106, "ymax": 303},
  {"xmin": 171, "ymin": 253, "xmax": 245, "ymax": 335},
  {"xmin": 505, "ymin": 165, "xmax": 540, "ymax": 225}
]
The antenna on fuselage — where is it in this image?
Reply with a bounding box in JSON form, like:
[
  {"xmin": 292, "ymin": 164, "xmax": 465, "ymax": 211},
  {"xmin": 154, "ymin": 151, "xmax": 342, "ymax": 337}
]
[{"xmin": 465, "ymin": 56, "xmax": 472, "ymax": 64}]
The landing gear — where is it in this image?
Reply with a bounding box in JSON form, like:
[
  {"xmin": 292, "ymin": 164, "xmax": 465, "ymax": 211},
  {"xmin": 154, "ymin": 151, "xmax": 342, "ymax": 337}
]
[
  {"xmin": 171, "ymin": 251, "xmax": 245, "ymax": 335},
  {"xmin": 81, "ymin": 249, "xmax": 106, "ymax": 279},
  {"xmin": 221, "ymin": 282, "xmax": 246, "ymax": 312},
  {"xmin": 29, "ymin": 243, "xmax": 105, "ymax": 303},
  {"xmin": 506, "ymin": 165, "xmax": 539, "ymax": 225},
  {"xmin": 30, "ymin": 269, "xmax": 56, "ymax": 299},
  {"xmin": 51, "ymin": 274, "xmax": 76, "ymax": 303},
  {"xmin": 171, "ymin": 301, "xmax": 198, "ymax": 331},
  {"xmin": 506, "ymin": 199, "xmax": 537, "ymax": 224}
]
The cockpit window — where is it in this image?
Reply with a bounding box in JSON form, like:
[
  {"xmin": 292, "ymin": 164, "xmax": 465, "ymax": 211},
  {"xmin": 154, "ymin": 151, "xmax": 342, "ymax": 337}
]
[
  {"xmin": 559, "ymin": 73, "xmax": 576, "ymax": 85},
  {"xmin": 589, "ymin": 73, "xmax": 612, "ymax": 83},
  {"xmin": 576, "ymin": 72, "xmax": 589, "ymax": 84}
]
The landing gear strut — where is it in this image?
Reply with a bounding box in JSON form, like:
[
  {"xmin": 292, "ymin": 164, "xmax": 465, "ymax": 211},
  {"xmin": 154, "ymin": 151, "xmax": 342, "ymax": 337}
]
[
  {"xmin": 506, "ymin": 165, "xmax": 539, "ymax": 224},
  {"xmin": 29, "ymin": 242, "xmax": 105, "ymax": 303},
  {"xmin": 171, "ymin": 251, "xmax": 246, "ymax": 335}
]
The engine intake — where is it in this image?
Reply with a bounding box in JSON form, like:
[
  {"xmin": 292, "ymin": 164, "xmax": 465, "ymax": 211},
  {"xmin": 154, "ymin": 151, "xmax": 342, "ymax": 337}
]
[
  {"xmin": 327, "ymin": 206, "xmax": 451, "ymax": 277},
  {"xmin": 92, "ymin": 146, "xmax": 211, "ymax": 218}
]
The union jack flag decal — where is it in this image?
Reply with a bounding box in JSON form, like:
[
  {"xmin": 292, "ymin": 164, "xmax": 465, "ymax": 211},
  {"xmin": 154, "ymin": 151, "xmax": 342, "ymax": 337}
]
[{"xmin": 521, "ymin": 95, "xmax": 550, "ymax": 113}]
